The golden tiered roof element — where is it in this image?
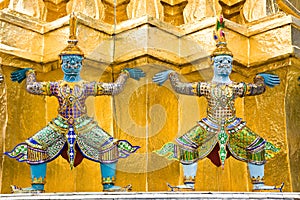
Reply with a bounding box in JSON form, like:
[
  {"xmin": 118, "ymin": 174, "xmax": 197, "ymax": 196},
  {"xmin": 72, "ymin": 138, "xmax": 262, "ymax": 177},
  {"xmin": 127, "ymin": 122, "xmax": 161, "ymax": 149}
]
[
  {"xmin": 102, "ymin": 0, "xmax": 130, "ymax": 24},
  {"xmin": 160, "ymin": 0, "xmax": 188, "ymax": 26},
  {"xmin": 6, "ymin": 0, "xmax": 47, "ymax": 20},
  {"xmin": 219, "ymin": 0, "xmax": 247, "ymax": 24},
  {"xmin": 277, "ymin": 0, "xmax": 300, "ymax": 18},
  {"xmin": 44, "ymin": 0, "xmax": 68, "ymax": 21}
]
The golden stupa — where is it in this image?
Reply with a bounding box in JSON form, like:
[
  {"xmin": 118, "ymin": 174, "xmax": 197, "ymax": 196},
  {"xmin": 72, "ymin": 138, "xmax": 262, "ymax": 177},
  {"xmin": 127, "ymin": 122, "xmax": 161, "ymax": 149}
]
[{"xmin": 0, "ymin": 0, "xmax": 299, "ymax": 193}]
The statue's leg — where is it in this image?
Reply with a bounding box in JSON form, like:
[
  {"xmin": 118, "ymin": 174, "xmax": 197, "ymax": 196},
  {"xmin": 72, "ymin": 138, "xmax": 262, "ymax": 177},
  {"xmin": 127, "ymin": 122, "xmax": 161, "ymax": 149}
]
[
  {"xmin": 244, "ymin": 133, "xmax": 283, "ymax": 191},
  {"xmin": 11, "ymin": 163, "xmax": 47, "ymax": 193},
  {"xmin": 229, "ymin": 126, "xmax": 282, "ymax": 191},
  {"xmin": 182, "ymin": 162, "xmax": 197, "ymax": 189},
  {"xmin": 248, "ymin": 163, "xmax": 283, "ymax": 191},
  {"xmin": 167, "ymin": 162, "xmax": 197, "ymax": 191},
  {"xmin": 166, "ymin": 123, "xmax": 214, "ymax": 191},
  {"xmin": 101, "ymin": 162, "xmax": 119, "ymax": 191},
  {"xmin": 100, "ymin": 162, "xmax": 131, "ymax": 192},
  {"xmin": 30, "ymin": 163, "xmax": 47, "ymax": 190}
]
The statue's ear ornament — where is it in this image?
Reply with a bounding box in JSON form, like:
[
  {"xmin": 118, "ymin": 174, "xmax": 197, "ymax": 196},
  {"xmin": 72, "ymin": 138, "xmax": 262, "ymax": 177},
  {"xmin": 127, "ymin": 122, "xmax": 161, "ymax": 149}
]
[{"xmin": 211, "ymin": 14, "xmax": 233, "ymax": 58}]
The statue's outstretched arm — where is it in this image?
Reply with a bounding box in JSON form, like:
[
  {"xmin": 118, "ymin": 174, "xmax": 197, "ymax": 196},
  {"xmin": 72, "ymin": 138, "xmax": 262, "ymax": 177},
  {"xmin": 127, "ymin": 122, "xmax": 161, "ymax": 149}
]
[
  {"xmin": 11, "ymin": 68, "xmax": 52, "ymax": 95},
  {"xmin": 153, "ymin": 70, "xmax": 200, "ymax": 96},
  {"xmin": 93, "ymin": 68, "xmax": 145, "ymax": 96},
  {"xmin": 241, "ymin": 73, "xmax": 280, "ymax": 96},
  {"xmin": 257, "ymin": 73, "xmax": 280, "ymax": 88}
]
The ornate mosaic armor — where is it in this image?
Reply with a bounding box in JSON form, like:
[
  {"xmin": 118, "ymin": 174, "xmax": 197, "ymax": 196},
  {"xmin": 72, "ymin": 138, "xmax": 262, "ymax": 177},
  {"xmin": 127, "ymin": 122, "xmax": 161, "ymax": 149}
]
[
  {"xmin": 156, "ymin": 72, "xmax": 279, "ymax": 167},
  {"xmin": 5, "ymin": 70, "xmax": 139, "ymax": 168}
]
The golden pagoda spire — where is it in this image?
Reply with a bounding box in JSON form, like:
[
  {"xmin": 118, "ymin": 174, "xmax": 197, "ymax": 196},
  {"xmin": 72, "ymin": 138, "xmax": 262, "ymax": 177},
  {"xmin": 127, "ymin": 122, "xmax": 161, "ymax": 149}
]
[
  {"xmin": 211, "ymin": 14, "xmax": 233, "ymax": 57},
  {"xmin": 60, "ymin": 12, "xmax": 84, "ymax": 56},
  {"xmin": 69, "ymin": 12, "xmax": 77, "ymax": 41}
]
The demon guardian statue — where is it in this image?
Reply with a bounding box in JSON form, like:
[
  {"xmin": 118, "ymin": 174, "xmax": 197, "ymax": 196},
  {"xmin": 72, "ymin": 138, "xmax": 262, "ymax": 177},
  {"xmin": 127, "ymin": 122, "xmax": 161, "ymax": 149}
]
[
  {"xmin": 153, "ymin": 15, "xmax": 283, "ymax": 192},
  {"xmin": 5, "ymin": 14, "xmax": 145, "ymax": 193}
]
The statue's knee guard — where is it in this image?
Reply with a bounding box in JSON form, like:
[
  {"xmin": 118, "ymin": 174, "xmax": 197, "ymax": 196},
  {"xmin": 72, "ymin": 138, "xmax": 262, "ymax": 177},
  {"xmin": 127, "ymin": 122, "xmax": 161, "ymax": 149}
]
[{"xmin": 246, "ymin": 138, "xmax": 266, "ymax": 165}]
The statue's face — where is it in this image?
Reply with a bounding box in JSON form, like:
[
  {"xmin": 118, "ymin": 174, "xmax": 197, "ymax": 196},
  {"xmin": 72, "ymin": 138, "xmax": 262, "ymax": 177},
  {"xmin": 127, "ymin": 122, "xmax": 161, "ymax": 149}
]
[
  {"xmin": 213, "ymin": 55, "xmax": 233, "ymax": 77},
  {"xmin": 61, "ymin": 55, "xmax": 83, "ymax": 76}
]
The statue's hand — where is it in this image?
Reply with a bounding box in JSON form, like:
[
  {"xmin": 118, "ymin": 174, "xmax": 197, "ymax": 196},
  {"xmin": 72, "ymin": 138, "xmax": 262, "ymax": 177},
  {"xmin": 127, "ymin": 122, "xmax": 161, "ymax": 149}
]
[
  {"xmin": 258, "ymin": 73, "xmax": 280, "ymax": 88},
  {"xmin": 124, "ymin": 68, "xmax": 145, "ymax": 81},
  {"xmin": 152, "ymin": 70, "xmax": 174, "ymax": 86},
  {"xmin": 11, "ymin": 68, "xmax": 32, "ymax": 83}
]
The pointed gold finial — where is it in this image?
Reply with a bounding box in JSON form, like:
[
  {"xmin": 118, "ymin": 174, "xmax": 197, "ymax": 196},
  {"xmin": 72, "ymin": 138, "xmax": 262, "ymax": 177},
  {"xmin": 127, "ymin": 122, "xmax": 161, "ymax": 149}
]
[
  {"xmin": 60, "ymin": 12, "xmax": 84, "ymax": 56},
  {"xmin": 211, "ymin": 14, "xmax": 233, "ymax": 57},
  {"xmin": 69, "ymin": 12, "xmax": 77, "ymax": 41}
]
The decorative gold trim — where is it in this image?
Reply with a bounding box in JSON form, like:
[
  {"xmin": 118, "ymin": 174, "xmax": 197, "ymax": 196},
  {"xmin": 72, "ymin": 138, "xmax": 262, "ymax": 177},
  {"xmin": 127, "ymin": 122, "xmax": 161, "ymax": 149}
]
[
  {"xmin": 251, "ymin": 176, "xmax": 264, "ymax": 184},
  {"xmin": 32, "ymin": 177, "xmax": 46, "ymax": 185},
  {"xmin": 102, "ymin": 176, "xmax": 116, "ymax": 184},
  {"xmin": 26, "ymin": 69, "xmax": 35, "ymax": 76},
  {"xmin": 27, "ymin": 146, "xmax": 49, "ymax": 162},
  {"xmin": 183, "ymin": 176, "xmax": 195, "ymax": 184}
]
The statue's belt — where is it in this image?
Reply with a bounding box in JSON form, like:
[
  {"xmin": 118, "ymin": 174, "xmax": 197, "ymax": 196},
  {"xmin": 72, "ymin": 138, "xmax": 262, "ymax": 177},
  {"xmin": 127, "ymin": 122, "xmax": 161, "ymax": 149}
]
[
  {"xmin": 49, "ymin": 115, "xmax": 97, "ymax": 135},
  {"xmin": 199, "ymin": 117, "xmax": 246, "ymax": 134}
]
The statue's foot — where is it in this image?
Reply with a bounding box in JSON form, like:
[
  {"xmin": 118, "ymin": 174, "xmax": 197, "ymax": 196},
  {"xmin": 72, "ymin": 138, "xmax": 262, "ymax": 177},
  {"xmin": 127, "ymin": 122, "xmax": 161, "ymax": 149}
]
[
  {"xmin": 167, "ymin": 183, "xmax": 195, "ymax": 192},
  {"xmin": 252, "ymin": 183, "xmax": 284, "ymax": 192},
  {"xmin": 10, "ymin": 185, "xmax": 44, "ymax": 193},
  {"xmin": 103, "ymin": 184, "xmax": 132, "ymax": 192}
]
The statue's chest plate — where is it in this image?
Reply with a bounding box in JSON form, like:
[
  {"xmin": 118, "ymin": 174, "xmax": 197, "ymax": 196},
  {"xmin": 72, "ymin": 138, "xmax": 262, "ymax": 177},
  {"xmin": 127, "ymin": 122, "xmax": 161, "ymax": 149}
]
[
  {"xmin": 210, "ymin": 84, "xmax": 234, "ymax": 107},
  {"xmin": 59, "ymin": 83, "xmax": 84, "ymax": 106}
]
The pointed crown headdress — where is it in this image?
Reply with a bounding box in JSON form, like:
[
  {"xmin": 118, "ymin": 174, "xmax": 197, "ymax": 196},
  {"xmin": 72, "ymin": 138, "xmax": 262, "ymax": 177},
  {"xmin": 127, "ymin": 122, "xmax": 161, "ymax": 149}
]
[
  {"xmin": 211, "ymin": 14, "xmax": 233, "ymax": 57},
  {"xmin": 60, "ymin": 13, "xmax": 84, "ymax": 56}
]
